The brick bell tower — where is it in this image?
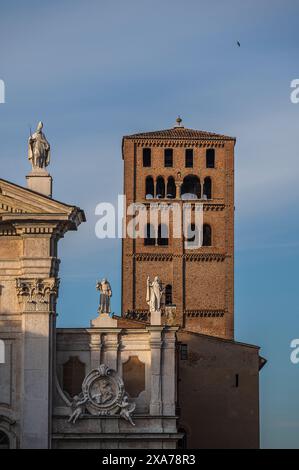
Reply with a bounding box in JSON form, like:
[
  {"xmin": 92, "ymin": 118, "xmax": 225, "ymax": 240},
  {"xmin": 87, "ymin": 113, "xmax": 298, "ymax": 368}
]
[{"xmin": 122, "ymin": 118, "xmax": 235, "ymax": 340}]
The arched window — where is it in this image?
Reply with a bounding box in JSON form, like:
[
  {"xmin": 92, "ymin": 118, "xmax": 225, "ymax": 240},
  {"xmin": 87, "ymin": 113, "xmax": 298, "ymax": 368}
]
[
  {"xmin": 145, "ymin": 176, "xmax": 154, "ymax": 199},
  {"xmin": 203, "ymin": 224, "xmax": 212, "ymax": 246},
  {"xmin": 143, "ymin": 148, "xmax": 151, "ymax": 167},
  {"xmin": 166, "ymin": 176, "xmax": 176, "ymax": 199},
  {"xmin": 185, "ymin": 222, "xmax": 201, "ymax": 248},
  {"xmin": 0, "ymin": 340, "xmax": 4, "ymax": 364},
  {"xmin": 203, "ymin": 177, "xmax": 212, "ymax": 199},
  {"xmin": 157, "ymin": 223, "xmax": 168, "ymax": 246},
  {"xmin": 0, "ymin": 430, "xmax": 9, "ymax": 449},
  {"xmin": 185, "ymin": 149, "xmax": 193, "ymax": 168},
  {"xmin": 156, "ymin": 176, "xmax": 165, "ymax": 199},
  {"xmin": 144, "ymin": 223, "xmax": 155, "ymax": 246},
  {"xmin": 164, "ymin": 149, "xmax": 173, "ymax": 167},
  {"xmin": 63, "ymin": 356, "xmax": 86, "ymax": 398},
  {"xmin": 206, "ymin": 149, "xmax": 215, "ymax": 168},
  {"xmin": 181, "ymin": 175, "xmax": 201, "ymax": 199},
  {"xmin": 186, "ymin": 222, "xmax": 196, "ymax": 243},
  {"xmin": 165, "ymin": 284, "xmax": 172, "ymax": 305}
]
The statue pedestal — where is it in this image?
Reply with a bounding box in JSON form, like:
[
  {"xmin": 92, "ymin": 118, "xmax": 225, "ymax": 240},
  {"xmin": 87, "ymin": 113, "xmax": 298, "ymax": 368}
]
[
  {"xmin": 150, "ymin": 309, "xmax": 161, "ymax": 326},
  {"xmin": 26, "ymin": 169, "xmax": 52, "ymax": 198},
  {"xmin": 91, "ymin": 313, "xmax": 117, "ymax": 328}
]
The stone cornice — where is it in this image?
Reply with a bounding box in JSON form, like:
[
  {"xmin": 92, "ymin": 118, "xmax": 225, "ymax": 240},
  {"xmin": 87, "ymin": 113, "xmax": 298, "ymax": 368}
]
[
  {"xmin": 184, "ymin": 253, "xmax": 225, "ymax": 262},
  {"xmin": 133, "ymin": 140, "xmax": 226, "ymax": 148},
  {"xmin": 0, "ymin": 224, "xmax": 17, "ymax": 236},
  {"xmin": 142, "ymin": 201, "xmax": 225, "ymax": 211},
  {"xmin": 131, "ymin": 253, "xmax": 226, "ymax": 262},
  {"xmin": 185, "ymin": 309, "xmax": 225, "ymax": 318},
  {"xmin": 0, "ymin": 178, "xmax": 85, "ymax": 231}
]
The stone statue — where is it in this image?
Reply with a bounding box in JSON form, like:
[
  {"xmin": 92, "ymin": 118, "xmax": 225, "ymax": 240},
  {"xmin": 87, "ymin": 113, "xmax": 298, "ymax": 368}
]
[
  {"xmin": 28, "ymin": 121, "xmax": 50, "ymax": 170},
  {"xmin": 119, "ymin": 395, "xmax": 136, "ymax": 426},
  {"xmin": 96, "ymin": 278, "xmax": 112, "ymax": 314},
  {"xmin": 68, "ymin": 394, "xmax": 88, "ymax": 424},
  {"xmin": 146, "ymin": 276, "xmax": 163, "ymax": 313}
]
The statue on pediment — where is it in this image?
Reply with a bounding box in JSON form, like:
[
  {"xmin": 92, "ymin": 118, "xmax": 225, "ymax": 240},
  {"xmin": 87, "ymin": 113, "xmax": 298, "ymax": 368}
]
[
  {"xmin": 96, "ymin": 278, "xmax": 112, "ymax": 314},
  {"xmin": 146, "ymin": 276, "xmax": 163, "ymax": 313},
  {"xmin": 28, "ymin": 121, "xmax": 51, "ymax": 170}
]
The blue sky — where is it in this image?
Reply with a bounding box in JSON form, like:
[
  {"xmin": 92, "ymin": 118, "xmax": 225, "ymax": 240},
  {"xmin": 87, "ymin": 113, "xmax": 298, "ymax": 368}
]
[{"xmin": 0, "ymin": 0, "xmax": 299, "ymax": 448}]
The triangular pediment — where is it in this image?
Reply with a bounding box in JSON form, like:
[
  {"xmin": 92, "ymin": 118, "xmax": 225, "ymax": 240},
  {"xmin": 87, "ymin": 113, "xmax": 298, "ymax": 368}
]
[{"xmin": 0, "ymin": 178, "xmax": 85, "ymax": 228}]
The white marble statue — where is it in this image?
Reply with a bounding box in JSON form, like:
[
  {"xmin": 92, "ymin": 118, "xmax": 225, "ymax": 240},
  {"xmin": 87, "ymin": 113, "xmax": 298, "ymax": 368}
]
[
  {"xmin": 28, "ymin": 121, "xmax": 51, "ymax": 170},
  {"xmin": 146, "ymin": 276, "xmax": 163, "ymax": 313},
  {"xmin": 68, "ymin": 394, "xmax": 88, "ymax": 424},
  {"xmin": 96, "ymin": 278, "xmax": 112, "ymax": 314},
  {"xmin": 119, "ymin": 395, "xmax": 136, "ymax": 426}
]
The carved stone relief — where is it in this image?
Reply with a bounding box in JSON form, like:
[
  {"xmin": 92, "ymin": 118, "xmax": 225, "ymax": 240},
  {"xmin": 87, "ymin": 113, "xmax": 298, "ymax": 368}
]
[
  {"xmin": 68, "ymin": 364, "xmax": 136, "ymax": 426},
  {"xmin": 16, "ymin": 278, "xmax": 59, "ymax": 311}
]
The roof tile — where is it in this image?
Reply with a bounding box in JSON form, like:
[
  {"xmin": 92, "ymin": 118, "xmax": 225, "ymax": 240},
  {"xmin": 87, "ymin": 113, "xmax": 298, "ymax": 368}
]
[{"xmin": 123, "ymin": 127, "xmax": 235, "ymax": 141}]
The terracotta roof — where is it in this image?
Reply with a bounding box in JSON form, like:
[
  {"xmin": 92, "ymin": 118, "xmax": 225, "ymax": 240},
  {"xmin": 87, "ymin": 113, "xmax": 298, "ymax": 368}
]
[
  {"xmin": 123, "ymin": 126, "xmax": 235, "ymax": 141},
  {"xmin": 112, "ymin": 315, "xmax": 147, "ymax": 329}
]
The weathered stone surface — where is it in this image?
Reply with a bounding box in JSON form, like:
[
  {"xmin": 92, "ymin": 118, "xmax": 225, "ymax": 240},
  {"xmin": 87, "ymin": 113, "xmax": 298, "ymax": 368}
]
[{"xmin": 0, "ymin": 178, "xmax": 85, "ymax": 448}]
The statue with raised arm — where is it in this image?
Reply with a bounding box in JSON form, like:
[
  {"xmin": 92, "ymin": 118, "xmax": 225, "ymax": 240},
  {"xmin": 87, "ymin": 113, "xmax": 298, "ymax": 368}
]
[
  {"xmin": 28, "ymin": 121, "xmax": 51, "ymax": 170},
  {"xmin": 146, "ymin": 276, "xmax": 163, "ymax": 313},
  {"xmin": 67, "ymin": 393, "xmax": 88, "ymax": 424},
  {"xmin": 96, "ymin": 278, "xmax": 112, "ymax": 314}
]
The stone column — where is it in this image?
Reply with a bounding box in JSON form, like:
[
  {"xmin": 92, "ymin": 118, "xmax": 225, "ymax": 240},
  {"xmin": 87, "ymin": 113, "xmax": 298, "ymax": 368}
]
[
  {"xmin": 102, "ymin": 331, "xmax": 121, "ymax": 372},
  {"xmin": 161, "ymin": 327, "xmax": 178, "ymax": 416},
  {"xmin": 16, "ymin": 277, "xmax": 59, "ymax": 449},
  {"xmin": 149, "ymin": 326, "xmax": 163, "ymax": 416},
  {"xmin": 89, "ymin": 332, "xmax": 103, "ymax": 370}
]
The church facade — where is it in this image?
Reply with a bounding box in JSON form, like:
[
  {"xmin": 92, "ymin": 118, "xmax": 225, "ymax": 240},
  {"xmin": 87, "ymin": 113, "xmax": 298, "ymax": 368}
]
[{"xmin": 0, "ymin": 121, "xmax": 264, "ymax": 449}]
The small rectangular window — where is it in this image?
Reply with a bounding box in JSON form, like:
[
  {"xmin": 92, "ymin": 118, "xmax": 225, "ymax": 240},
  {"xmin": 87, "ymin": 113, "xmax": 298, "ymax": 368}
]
[
  {"xmin": 206, "ymin": 148, "xmax": 215, "ymax": 168},
  {"xmin": 185, "ymin": 149, "xmax": 193, "ymax": 168},
  {"xmin": 143, "ymin": 148, "xmax": 151, "ymax": 167},
  {"xmin": 164, "ymin": 149, "xmax": 173, "ymax": 167},
  {"xmin": 235, "ymin": 373, "xmax": 239, "ymax": 388},
  {"xmin": 180, "ymin": 344, "xmax": 188, "ymax": 360}
]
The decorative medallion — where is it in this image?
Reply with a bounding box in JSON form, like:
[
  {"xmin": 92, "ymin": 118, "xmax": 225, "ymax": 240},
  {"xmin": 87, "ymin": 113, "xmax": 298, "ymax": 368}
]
[{"xmin": 68, "ymin": 364, "xmax": 136, "ymax": 426}]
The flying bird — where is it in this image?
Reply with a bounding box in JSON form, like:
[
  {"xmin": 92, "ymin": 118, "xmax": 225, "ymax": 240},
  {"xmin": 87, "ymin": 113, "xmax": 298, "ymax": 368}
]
[{"xmin": 237, "ymin": 41, "xmax": 241, "ymax": 47}]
